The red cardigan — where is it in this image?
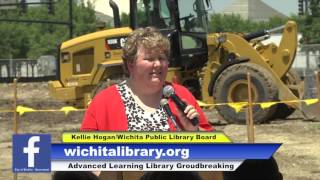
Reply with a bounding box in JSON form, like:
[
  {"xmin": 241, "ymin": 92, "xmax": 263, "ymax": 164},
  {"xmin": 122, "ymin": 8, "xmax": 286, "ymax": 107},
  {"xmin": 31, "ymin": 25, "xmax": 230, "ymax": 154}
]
[{"xmin": 81, "ymin": 83, "xmax": 213, "ymax": 131}]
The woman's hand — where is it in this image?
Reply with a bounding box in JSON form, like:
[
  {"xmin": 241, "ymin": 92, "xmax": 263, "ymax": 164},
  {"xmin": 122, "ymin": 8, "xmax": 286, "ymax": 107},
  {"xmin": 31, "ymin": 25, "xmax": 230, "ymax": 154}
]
[
  {"xmin": 92, "ymin": 171, "xmax": 101, "ymax": 177},
  {"xmin": 176, "ymin": 104, "xmax": 199, "ymax": 131}
]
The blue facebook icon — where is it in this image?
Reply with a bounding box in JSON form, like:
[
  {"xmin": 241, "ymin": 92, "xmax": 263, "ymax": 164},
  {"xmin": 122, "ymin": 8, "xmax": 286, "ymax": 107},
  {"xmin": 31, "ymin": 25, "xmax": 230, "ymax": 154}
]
[{"xmin": 13, "ymin": 134, "xmax": 51, "ymax": 172}]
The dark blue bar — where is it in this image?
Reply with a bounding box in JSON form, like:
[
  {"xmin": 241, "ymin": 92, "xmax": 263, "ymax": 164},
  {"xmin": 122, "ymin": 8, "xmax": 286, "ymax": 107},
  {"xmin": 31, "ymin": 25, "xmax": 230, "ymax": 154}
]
[{"xmin": 51, "ymin": 143, "xmax": 281, "ymax": 160}]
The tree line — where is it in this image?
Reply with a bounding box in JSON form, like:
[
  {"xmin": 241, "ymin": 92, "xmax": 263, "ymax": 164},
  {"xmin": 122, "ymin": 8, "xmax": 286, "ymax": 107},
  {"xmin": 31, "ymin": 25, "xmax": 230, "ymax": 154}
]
[{"xmin": 0, "ymin": 0, "xmax": 97, "ymax": 59}]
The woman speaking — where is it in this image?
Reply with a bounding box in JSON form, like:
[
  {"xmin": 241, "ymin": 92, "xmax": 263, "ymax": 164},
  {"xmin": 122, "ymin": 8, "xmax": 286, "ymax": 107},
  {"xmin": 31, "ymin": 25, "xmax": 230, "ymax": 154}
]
[{"xmin": 81, "ymin": 27, "xmax": 213, "ymax": 132}]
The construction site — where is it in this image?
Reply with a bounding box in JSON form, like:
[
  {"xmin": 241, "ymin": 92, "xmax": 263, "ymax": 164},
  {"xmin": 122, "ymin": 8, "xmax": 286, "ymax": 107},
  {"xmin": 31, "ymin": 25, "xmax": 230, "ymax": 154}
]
[{"xmin": 1, "ymin": 0, "xmax": 320, "ymax": 179}]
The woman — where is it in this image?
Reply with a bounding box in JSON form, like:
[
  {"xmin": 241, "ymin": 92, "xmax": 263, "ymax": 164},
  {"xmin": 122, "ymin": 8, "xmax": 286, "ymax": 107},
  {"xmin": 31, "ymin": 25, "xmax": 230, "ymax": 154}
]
[{"xmin": 81, "ymin": 27, "xmax": 213, "ymax": 132}]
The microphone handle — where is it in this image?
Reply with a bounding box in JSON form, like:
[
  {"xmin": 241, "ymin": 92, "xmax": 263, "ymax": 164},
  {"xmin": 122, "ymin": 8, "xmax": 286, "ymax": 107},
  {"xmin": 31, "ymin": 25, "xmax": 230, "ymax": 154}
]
[
  {"xmin": 163, "ymin": 105, "xmax": 181, "ymax": 131},
  {"xmin": 169, "ymin": 114, "xmax": 181, "ymax": 131},
  {"xmin": 170, "ymin": 94, "xmax": 187, "ymax": 110},
  {"xmin": 190, "ymin": 116, "xmax": 199, "ymax": 126},
  {"xmin": 171, "ymin": 95, "xmax": 199, "ymax": 126}
]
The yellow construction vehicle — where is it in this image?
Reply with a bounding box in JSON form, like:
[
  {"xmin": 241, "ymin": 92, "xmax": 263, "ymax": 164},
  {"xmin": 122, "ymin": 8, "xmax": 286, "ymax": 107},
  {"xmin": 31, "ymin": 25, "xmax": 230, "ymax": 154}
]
[{"xmin": 49, "ymin": 0, "xmax": 301, "ymax": 124}]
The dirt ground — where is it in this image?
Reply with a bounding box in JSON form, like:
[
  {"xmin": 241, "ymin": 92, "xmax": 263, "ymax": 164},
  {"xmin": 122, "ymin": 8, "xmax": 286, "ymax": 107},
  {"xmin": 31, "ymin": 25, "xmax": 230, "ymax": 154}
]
[{"xmin": 0, "ymin": 82, "xmax": 320, "ymax": 180}]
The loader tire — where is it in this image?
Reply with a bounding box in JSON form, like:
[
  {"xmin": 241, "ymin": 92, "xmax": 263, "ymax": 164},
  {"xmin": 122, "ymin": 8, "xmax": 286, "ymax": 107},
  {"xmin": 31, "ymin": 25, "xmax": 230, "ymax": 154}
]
[
  {"xmin": 213, "ymin": 63, "xmax": 278, "ymax": 124},
  {"xmin": 272, "ymin": 70, "xmax": 301, "ymax": 119}
]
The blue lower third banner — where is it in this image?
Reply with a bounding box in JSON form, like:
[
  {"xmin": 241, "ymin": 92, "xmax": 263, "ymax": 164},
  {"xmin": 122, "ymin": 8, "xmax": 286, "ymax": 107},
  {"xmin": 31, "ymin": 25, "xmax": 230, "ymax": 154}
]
[
  {"xmin": 50, "ymin": 143, "xmax": 280, "ymax": 171},
  {"xmin": 52, "ymin": 143, "xmax": 280, "ymax": 160},
  {"xmin": 12, "ymin": 134, "xmax": 281, "ymax": 172}
]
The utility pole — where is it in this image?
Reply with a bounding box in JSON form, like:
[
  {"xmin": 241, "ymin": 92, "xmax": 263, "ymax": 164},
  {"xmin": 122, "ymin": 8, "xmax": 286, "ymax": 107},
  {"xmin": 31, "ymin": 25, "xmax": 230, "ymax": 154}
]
[
  {"xmin": 69, "ymin": 0, "xmax": 73, "ymax": 39},
  {"xmin": 20, "ymin": 0, "xmax": 27, "ymax": 13},
  {"xmin": 298, "ymin": 0, "xmax": 305, "ymax": 15},
  {"xmin": 48, "ymin": 0, "xmax": 54, "ymax": 15},
  {"xmin": 0, "ymin": 0, "xmax": 74, "ymax": 39}
]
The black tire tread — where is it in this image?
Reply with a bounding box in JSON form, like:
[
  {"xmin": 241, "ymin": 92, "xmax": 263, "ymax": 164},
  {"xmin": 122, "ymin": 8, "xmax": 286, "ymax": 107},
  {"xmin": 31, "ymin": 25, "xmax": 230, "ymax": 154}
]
[{"xmin": 213, "ymin": 63, "xmax": 278, "ymax": 124}]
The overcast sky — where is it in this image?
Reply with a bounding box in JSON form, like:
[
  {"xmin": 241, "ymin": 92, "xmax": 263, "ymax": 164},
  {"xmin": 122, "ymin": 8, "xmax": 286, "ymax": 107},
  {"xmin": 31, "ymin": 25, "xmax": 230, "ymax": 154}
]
[{"xmin": 88, "ymin": 0, "xmax": 298, "ymax": 17}]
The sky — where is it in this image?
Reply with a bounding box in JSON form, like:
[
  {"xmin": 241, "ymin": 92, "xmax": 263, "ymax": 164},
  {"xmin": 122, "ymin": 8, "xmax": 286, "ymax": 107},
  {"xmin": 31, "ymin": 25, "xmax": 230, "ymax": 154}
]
[
  {"xmin": 88, "ymin": 0, "xmax": 298, "ymax": 17},
  {"xmin": 212, "ymin": 0, "xmax": 298, "ymax": 16}
]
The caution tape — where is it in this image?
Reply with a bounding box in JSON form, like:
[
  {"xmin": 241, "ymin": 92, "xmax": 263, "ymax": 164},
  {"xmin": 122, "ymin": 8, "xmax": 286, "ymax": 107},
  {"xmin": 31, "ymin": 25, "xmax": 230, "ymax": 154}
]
[
  {"xmin": 197, "ymin": 98, "xmax": 319, "ymax": 112},
  {"xmin": 0, "ymin": 98, "xmax": 319, "ymax": 116},
  {"xmin": 0, "ymin": 105, "xmax": 86, "ymax": 116}
]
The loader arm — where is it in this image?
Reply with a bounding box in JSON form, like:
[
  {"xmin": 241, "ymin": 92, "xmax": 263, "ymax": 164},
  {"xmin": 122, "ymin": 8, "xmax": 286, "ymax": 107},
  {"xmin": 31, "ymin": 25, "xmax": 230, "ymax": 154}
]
[
  {"xmin": 257, "ymin": 21, "xmax": 298, "ymax": 78},
  {"xmin": 221, "ymin": 33, "xmax": 299, "ymax": 105}
]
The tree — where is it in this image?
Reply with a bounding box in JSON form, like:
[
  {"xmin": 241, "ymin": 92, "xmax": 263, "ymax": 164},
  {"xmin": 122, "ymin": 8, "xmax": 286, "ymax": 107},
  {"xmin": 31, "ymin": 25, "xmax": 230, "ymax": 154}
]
[
  {"xmin": 300, "ymin": 0, "xmax": 320, "ymax": 44},
  {"xmin": 0, "ymin": 0, "xmax": 98, "ymax": 59},
  {"xmin": 120, "ymin": 12, "xmax": 129, "ymax": 27}
]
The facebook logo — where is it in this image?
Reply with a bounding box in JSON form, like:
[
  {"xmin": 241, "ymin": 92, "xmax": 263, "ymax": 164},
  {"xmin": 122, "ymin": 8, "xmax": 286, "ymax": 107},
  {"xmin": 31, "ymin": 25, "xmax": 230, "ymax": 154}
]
[{"xmin": 13, "ymin": 134, "xmax": 51, "ymax": 172}]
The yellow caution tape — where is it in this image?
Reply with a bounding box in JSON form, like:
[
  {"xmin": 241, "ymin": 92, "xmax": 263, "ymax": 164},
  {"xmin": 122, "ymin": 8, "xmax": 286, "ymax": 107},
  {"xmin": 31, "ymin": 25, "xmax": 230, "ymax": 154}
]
[
  {"xmin": 304, "ymin": 98, "xmax": 319, "ymax": 105},
  {"xmin": 198, "ymin": 98, "xmax": 320, "ymax": 113},
  {"xmin": 228, "ymin": 102, "xmax": 247, "ymax": 113},
  {"xmin": 0, "ymin": 106, "xmax": 85, "ymax": 116},
  {"xmin": 197, "ymin": 100, "xmax": 214, "ymax": 107},
  {"xmin": 60, "ymin": 106, "xmax": 80, "ymax": 115},
  {"xmin": 1, "ymin": 97, "xmax": 320, "ymax": 116},
  {"xmin": 0, "ymin": 109, "xmax": 14, "ymax": 113},
  {"xmin": 260, "ymin": 102, "xmax": 277, "ymax": 109},
  {"xmin": 16, "ymin": 106, "xmax": 36, "ymax": 116}
]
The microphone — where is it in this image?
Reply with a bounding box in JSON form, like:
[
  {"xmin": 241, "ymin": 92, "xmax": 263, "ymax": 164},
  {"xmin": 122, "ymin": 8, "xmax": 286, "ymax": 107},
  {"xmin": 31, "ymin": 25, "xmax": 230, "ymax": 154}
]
[
  {"xmin": 160, "ymin": 99, "xmax": 181, "ymax": 131},
  {"xmin": 163, "ymin": 85, "xmax": 199, "ymax": 126}
]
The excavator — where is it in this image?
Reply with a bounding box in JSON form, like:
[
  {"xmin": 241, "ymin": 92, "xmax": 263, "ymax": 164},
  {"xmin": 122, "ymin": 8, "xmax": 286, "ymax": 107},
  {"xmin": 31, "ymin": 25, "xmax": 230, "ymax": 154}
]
[{"xmin": 49, "ymin": 0, "xmax": 301, "ymax": 124}]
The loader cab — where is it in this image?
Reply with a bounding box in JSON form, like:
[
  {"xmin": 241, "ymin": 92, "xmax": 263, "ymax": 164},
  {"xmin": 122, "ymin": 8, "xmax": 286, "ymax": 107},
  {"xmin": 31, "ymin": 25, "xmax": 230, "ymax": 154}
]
[{"xmin": 129, "ymin": 0, "xmax": 210, "ymax": 69}]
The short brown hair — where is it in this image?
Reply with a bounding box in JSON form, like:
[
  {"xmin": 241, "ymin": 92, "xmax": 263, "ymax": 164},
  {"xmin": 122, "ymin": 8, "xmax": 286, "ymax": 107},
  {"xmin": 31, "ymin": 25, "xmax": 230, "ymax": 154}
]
[{"xmin": 122, "ymin": 27, "xmax": 170, "ymax": 75}]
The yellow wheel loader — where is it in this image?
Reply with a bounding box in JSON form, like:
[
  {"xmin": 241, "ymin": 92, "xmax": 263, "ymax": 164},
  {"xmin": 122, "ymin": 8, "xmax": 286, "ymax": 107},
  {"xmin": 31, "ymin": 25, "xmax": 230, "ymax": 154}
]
[{"xmin": 49, "ymin": 0, "xmax": 301, "ymax": 124}]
